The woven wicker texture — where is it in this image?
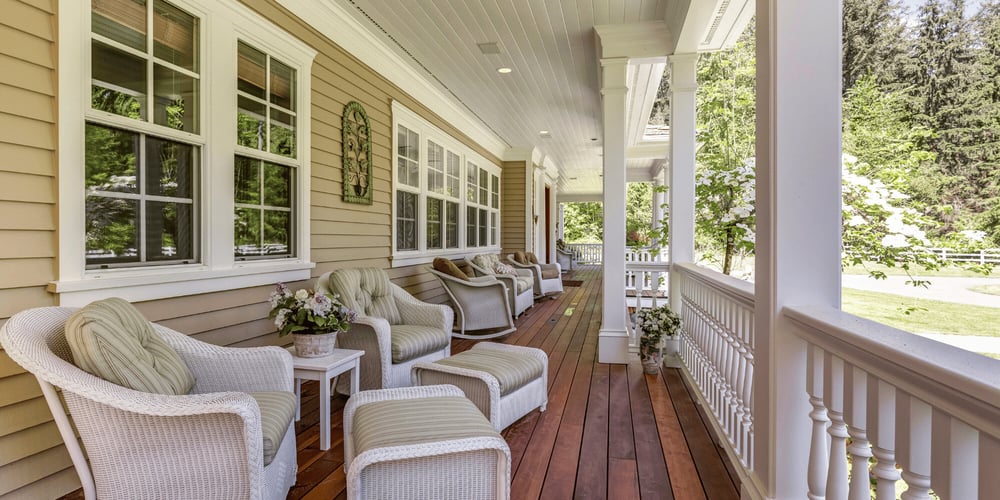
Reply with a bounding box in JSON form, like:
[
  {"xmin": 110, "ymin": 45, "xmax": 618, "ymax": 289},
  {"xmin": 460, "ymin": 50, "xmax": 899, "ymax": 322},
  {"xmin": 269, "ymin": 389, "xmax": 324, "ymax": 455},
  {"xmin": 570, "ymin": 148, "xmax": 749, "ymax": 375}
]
[
  {"xmin": 412, "ymin": 343, "xmax": 548, "ymax": 431},
  {"xmin": 505, "ymin": 254, "xmax": 564, "ymax": 298},
  {"xmin": 428, "ymin": 266, "xmax": 516, "ymax": 339},
  {"xmin": 343, "ymin": 385, "xmax": 511, "ymax": 500},
  {"xmin": 317, "ymin": 268, "xmax": 452, "ymax": 391},
  {"xmin": 466, "ymin": 255, "xmax": 535, "ymax": 318},
  {"xmin": 0, "ymin": 306, "xmax": 298, "ymax": 500}
]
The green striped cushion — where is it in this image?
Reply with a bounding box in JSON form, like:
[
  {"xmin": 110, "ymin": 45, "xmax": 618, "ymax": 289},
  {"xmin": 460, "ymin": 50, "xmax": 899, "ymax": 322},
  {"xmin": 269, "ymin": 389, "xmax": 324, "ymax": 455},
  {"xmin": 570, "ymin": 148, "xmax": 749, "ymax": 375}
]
[
  {"xmin": 435, "ymin": 348, "xmax": 544, "ymax": 396},
  {"xmin": 65, "ymin": 297, "xmax": 195, "ymax": 395},
  {"xmin": 472, "ymin": 254, "xmax": 502, "ymax": 272},
  {"xmin": 327, "ymin": 268, "xmax": 402, "ymax": 324},
  {"xmin": 389, "ymin": 324, "xmax": 450, "ymax": 363},
  {"xmin": 352, "ymin": 396, "xmax": 498, "ymax": 456},
  {"xmin": 515, "ymin": 276, "xmax": 533, "ymax": 294},
  {"xmin": 248, "ymin": 391, "xmax": 296, "ymax": 466}
]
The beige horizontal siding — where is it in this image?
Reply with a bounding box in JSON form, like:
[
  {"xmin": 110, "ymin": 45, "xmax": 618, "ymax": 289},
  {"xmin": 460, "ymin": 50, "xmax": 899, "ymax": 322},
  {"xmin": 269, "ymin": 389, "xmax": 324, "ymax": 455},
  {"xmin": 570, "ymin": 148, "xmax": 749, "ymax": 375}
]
[{"xmin": 502, "ymin": 160, "xmax": 527, "ymax": 252}]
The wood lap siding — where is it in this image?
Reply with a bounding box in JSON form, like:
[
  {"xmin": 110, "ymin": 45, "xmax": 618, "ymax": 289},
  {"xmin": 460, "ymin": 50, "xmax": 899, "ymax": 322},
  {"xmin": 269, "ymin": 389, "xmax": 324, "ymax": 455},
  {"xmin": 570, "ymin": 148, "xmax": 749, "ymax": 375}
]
[
  {"xmin": 502, "ymin": 160, "xmax": 527, "ymax": 254},
  {"xmin": 0, "ymin": 1, "xmax": 68, "ymax": 498}
]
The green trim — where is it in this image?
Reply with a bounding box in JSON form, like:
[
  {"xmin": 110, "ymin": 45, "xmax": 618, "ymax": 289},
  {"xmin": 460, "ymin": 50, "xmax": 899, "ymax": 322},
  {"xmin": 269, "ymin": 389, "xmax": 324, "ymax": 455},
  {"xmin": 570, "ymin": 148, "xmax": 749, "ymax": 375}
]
[{"xmin": 342, "ymin": 101, "xmax": 373, "ymax": 204}]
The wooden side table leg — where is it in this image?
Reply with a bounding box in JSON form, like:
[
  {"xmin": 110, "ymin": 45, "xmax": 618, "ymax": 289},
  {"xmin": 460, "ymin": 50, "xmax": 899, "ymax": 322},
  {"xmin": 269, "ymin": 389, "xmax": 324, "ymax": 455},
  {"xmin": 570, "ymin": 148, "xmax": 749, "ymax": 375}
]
[{"xmin": 319, "ymin": 374, "xmax": 331, "ymax": 451}]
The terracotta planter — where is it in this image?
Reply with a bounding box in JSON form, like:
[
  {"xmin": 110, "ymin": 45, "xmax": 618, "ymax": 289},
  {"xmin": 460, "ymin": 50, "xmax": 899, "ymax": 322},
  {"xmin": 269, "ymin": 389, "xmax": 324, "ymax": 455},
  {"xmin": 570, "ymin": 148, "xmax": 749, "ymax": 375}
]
[{"xmin": 293, "ymin": 331, "xmax": 338, "ymax": 358}]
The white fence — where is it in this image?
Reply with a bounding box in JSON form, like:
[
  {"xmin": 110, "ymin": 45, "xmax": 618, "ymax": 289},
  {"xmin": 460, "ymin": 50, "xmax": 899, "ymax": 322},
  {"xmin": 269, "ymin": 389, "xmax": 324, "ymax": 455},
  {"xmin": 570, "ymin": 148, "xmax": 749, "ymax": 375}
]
[
  {"xmin": 927, "ymin": 247, "xmax": 1000, "ymax": 265},
  {"xmin": 565, "ymin": 243, "xmax": 602, "ymax": 264}
]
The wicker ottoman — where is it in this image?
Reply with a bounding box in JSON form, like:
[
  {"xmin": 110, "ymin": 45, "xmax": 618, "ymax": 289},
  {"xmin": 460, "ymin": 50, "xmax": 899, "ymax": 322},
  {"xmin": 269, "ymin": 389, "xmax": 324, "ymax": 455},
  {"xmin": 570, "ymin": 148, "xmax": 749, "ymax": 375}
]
[
  {"xmin": 344, "ymin": 385, "xmax": 511, "ymax": 500},
  {"xmin": 412, "ymin": 342, "xmax": 548, "ymax": 431}
]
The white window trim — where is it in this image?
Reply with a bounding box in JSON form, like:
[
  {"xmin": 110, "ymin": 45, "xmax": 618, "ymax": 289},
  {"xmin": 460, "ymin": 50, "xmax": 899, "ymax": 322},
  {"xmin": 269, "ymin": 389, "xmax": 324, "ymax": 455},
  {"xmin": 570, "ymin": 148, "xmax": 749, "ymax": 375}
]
[
  {"xmin": 54, "ymin": 0, "xmax": 317, "ymax": 306},
  {"xmin": 391, "ymin": 100, "xmax": 501, "ymax": 268}
]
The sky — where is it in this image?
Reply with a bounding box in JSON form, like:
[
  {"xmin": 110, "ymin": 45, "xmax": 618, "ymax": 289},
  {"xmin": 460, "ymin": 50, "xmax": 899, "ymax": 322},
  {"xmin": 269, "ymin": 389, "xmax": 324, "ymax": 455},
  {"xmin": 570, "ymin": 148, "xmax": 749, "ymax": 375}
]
[{"xmin": 899, "ymin": 0, "xmax": 985, "ymax": 18}]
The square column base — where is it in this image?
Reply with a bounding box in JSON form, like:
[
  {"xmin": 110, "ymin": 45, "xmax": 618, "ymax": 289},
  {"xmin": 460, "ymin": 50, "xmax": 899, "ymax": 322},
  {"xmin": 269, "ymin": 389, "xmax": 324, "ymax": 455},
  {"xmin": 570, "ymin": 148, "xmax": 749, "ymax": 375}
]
[{"xmin": 598, "ymin": 329, "xmax": 630, "ymax": 364}]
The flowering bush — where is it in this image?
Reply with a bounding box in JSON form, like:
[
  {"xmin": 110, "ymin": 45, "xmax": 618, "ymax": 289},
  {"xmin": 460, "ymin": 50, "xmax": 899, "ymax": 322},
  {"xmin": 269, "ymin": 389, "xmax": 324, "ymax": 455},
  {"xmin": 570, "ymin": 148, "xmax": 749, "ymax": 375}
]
[
  {"xmin": 268, "ymin": 283, "xmax": 356, "ymax": 337},
  {"xmin": 636, "ymin": 304, "xmax": 682, "ymax": 361}
]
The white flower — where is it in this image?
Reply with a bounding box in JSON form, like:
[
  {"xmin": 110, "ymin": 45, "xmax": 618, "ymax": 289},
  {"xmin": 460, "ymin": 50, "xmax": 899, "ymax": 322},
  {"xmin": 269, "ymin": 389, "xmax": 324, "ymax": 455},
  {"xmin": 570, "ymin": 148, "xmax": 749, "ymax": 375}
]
[
  {"xmin": 960, "ymin": 230, "xmax": 986, "ymax": 242},
  {"xmin": 294, "ymin": 289, "xmax": 309, "ymax": 301},
  {"xmin": 274, "ymin": 308, "xmax": 290, "ymax": 329},
  {"xmin": 846, "ymin": 215, "xmax": 867, "ymax": 227},
  {"xmin": 881, "ymin": 233, "xmax": 909, "ymax": 248}
]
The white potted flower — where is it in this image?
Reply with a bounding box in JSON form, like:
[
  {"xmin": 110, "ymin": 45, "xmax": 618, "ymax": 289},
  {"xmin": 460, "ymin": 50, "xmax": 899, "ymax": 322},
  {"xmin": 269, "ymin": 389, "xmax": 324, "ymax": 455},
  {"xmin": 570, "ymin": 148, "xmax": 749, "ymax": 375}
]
[
  {"xmin": 635, "ymin": 304, "xmax": 682, "ymax": 374},
  {"xmin": 268, "ymin": 283, "xmax": 356, "ymax": 357}
]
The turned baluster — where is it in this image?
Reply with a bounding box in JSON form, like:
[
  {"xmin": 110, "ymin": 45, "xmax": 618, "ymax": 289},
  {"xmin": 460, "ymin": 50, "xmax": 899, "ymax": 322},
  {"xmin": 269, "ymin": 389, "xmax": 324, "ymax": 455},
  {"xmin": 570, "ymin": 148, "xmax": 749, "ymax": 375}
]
[
  {"xmin": 824, "ymin": 354, "xmax": 847, "ymax": 500},
  {"xmin": 807, "ymin": 344, "xmax": 830, "ymax": 500},
  {"xmin": 844, "ymin": 366, "xmax": 872, "ymax": 500}
]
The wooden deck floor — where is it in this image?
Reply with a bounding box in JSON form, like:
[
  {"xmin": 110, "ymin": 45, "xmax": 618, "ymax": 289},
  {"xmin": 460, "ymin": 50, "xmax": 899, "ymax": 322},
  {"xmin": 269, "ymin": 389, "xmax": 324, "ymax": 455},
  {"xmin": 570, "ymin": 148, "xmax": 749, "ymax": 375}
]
[{"xmin": 288, "ymin": 265, "xmax": 740, "ymax": 500}]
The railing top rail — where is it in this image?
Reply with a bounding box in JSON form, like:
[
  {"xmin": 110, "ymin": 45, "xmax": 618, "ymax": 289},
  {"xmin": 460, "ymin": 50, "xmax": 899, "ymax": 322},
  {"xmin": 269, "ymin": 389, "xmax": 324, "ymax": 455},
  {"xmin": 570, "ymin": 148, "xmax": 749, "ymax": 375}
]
[
  {"xmin": 625, "ymin": 262, "xmax": 671, "ymax": 272},
  {"xmin": 672, "ymin": 262, "xmax": 755, "ymax": 305},
  {"xmin": 786, "ymin": 304, "xmax": 1000, "ymax": 438}
]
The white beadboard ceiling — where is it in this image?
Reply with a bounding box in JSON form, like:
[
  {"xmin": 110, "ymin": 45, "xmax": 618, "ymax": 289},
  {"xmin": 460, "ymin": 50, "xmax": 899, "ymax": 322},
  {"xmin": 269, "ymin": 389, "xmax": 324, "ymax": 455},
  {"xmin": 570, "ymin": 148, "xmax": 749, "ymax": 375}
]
[{"xmin": 337, "ymin": 0, "xmax": 751, "ymax": 196}]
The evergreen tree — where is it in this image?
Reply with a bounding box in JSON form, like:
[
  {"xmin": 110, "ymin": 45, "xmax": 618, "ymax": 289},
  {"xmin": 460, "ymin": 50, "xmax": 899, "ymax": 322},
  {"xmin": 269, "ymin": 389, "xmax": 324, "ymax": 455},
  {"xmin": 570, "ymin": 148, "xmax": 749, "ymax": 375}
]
[
  {"xmin": 842, "ymin": 0, "xmax": 908, "ymax": 93},
  {"xmin": 971, "ymin": 1, "xmax": 1000, "ymax": 241}
]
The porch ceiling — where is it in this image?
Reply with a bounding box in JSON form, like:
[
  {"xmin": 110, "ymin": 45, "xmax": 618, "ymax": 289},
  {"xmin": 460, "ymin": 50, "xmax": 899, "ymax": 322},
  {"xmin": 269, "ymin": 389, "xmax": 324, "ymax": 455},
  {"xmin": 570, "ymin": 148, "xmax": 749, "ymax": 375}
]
[{"xmin": 336, "ymin": 0, "xmax": 751, "ymax": 196}]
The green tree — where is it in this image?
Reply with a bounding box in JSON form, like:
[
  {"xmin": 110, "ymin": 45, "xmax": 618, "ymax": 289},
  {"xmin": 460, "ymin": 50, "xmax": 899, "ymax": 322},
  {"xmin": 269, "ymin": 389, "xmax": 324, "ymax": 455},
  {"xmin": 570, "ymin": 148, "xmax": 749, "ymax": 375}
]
[
  {"xmin": 695, "ymin": 24, "xmax": 756, "ymax": 275},
  {"xmin": 842, "ymin": 0, "xmax": 908, "ymax": 93},
  {"xmin": 971, "ymin": 1, "xmax": 1000, "ymax": 241},
  {"xmin": 561, "ymin": 202, "xmax": 603, "ymax": 243}
]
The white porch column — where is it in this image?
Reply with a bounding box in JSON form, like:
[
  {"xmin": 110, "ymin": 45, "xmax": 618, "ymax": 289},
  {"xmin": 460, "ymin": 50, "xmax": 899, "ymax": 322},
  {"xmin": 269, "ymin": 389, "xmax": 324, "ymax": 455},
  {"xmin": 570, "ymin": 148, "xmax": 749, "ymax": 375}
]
[
  {"xmin": 652, "ymin": 172, "xmax": 665, "ymax": 262},
  {"xmin": 754, "ymin": 0, "xmax": 842, "ymax": 497},
  {"xmin": 668, "ymin": 54, "xmax": 697, "ymax": 315},
  {"xmin": 598, "ymin": 57, "xmax": 630, "ymax": 364}
]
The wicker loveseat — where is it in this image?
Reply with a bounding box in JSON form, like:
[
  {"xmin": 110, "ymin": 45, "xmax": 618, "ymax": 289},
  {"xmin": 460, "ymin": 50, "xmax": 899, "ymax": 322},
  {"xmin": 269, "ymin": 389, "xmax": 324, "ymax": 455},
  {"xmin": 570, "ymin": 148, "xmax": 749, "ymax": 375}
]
[{"xmin": 0, "ymin": 305, "xmax": 298, "ymax": 500}]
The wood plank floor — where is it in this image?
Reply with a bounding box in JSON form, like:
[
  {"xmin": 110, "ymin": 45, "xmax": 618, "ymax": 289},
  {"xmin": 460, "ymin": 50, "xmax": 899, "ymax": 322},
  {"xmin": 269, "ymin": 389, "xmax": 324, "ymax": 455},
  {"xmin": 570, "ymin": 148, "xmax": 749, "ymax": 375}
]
[
  {"xmin": 60, "ymin": 266, "xmax": 740, "ymax": 500},
  {"xmin": 288, "ymin": 266, "xmax": 740, "ymax": 500}
]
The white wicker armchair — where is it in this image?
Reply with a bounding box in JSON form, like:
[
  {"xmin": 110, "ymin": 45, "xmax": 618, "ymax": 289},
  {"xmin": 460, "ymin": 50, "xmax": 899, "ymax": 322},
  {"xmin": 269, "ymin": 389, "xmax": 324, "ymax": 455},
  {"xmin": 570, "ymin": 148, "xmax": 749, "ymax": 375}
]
[
  {"xmin": 0, "ymin": 306, "xmax": 298, "ymax": 500},
  {"xmin": 506, "ymin": 253, "xmax": 564, "ymax": 298},
  {"xmin": 556, "ymin": 247, "xmax": 576, "ymax": 272},
  {"xmin": 466, "ymin": 254, "xmax": 535, "ymax": 318},
  {"xmin": 317, "ymin": 268, "xmax": 452, "ymax": 390},
  {"xmin": 427, "ymin": 266, "xmax": 515, "ymax": 339}
]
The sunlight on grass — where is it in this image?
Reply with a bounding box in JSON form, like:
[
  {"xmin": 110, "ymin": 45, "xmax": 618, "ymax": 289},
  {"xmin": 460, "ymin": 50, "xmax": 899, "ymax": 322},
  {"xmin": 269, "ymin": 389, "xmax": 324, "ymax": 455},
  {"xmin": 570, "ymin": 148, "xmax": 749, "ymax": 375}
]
[
  {"xmin": 842, "ymin": 288, "xmax": 1000, "ymax": 337},
  {"xmin": 843, "ymin": 263, "xmax": 1000, "ymax": 278}
]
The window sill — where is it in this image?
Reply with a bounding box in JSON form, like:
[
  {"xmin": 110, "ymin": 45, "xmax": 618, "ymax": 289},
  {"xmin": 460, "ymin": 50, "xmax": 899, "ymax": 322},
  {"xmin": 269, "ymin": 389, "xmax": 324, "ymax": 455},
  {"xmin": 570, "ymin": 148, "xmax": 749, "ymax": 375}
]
[
  {"xmin": 49, "ymin": 260, "xmax": 316, "ymax": 307},
  {"xmin": 391, "ymin": 247, "xmax": 501, "ymax": 268}
]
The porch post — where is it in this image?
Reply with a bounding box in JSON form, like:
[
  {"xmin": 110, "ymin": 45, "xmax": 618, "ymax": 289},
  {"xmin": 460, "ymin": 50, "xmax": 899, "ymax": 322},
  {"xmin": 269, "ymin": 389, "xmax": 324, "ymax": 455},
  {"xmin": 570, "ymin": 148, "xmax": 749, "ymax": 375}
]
[
  {"xmin": 598, "ymin": 57, "xmax": 630, "ymax": 364},
  {"xmin": 667, "ymin": 53, "xmax": 697, "ymax": 316},
  {"xmin": 755, "ymin": 0, "xmax": 842, "ymax": 497},
  {"xmin": 652, "ymin": 171, "xmax": 665, "ymax": 262}
]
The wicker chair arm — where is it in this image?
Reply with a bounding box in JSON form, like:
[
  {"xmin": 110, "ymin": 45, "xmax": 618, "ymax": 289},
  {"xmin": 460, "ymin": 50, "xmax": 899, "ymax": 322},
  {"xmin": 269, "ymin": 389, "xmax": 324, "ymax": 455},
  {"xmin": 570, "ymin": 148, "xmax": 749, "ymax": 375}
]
[
  {"xmin": 392, "ymin": 284, "xmax": 453, "ymax": 331},
  {"xmin": 337, "ymin": 315, "xmax": 393, "ymax": 390}
]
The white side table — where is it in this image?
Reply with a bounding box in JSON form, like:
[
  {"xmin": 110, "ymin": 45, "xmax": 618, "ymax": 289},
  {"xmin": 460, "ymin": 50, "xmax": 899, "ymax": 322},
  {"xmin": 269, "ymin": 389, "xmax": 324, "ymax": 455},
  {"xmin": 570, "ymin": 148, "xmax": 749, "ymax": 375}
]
[{"xmin": 286, "ymin": 347, "xmax": 364, "ymax": 451}]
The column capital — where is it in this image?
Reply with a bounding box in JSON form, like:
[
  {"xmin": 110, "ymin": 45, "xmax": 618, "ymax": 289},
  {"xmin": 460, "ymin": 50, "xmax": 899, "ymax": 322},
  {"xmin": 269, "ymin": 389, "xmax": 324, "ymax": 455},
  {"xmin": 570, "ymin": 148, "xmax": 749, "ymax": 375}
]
[
  {"xmin": 600, "ymin": 57, "xmax": 630, "ymax": 94},
  {"xmin": 669, "ymin": 53, "xmax": 698, "ymax": 92}
]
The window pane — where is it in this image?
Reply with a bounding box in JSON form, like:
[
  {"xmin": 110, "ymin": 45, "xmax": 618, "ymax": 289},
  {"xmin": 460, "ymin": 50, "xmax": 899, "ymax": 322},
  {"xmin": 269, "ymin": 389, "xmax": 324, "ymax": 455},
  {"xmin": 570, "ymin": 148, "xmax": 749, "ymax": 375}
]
[
  {"xmin": 491, "ymin": 212, "xmax": 498, "ymax": 246},
  {"xmin": 446, "ymin": 201, "xmax": 459, "ymax": 248},
  {"xmin": 447, "ymin": 151, "xmax": 460, "ymax": 198},
  {"xmin": 146, "ymin": 200, "xmax": 194, "ymax": 261},
  {"xmin": 85, "ymin": 124, "xmax": 139, "ymax": 194},
  {"xmin": 92, "ymin": 41, "xmax": 146, "ymax": 120},
  {"xmin": 479, "ymin": 208, "xmax": 488, "ymax": 247},
  {"xmin": 153, "ymin": 64, "xmax": 198, "ymax": 132},
  {"xmin": 92, "ymin": 0, "xmax": 147, "ymax": 51},
  {"xmin": 263, "ymin": 162, "xmax": 291, "ymax": 207},
  {"xmin": 86, "ymin": 196, "xmax": 139, "ymax": 265},
  {"xmin": 234, "ymin": 156, "xmax": 260, "ymax": 204},
  {"xmin": 396, "ymin": 191, "xmax": 417, "ymax": 251},
  {"xmin": 270, "ymin": 109, "xmax": 296, "ymax": 157},
  {"xmin": 146, "ymin": 136, "xmax": 194, "ymax": 198},
  {"xmin": 427, "ymin": 141, "xmax": 444, "ymax": 194},
  {"xmin": 479, "ymin": 169, "xmax": 489, "ymax": 205},
  {"xmin": 427, "ymin": 197, "xmax": 442, "ymax": 249},
  {"xmin": 153, "ymin": 0, "xmax": 198, "ymax": 71},
  {"xmin": 263, "ymin": 210, "xmax": 291, "ymax": 255},
  {"xmin": 237, "ymin": 42, "xmax": 267, "ymax": 99},
  {"xmin": 467, "ymin": 163, "xmax": 477, "ymax": 203},
  {"xmin": 237, "ymin": 96, "xmax": 267, "ymax": 150},
  {"xmin": 466, "ymin": 206, "xmax": 476, "ymax": 246},
  {"xmin": 234, "ymin": 207, "xmax": 262, "ymax": 256},
  {"xmin": 269, "ymin": 58, "xmax": 295, "ymax": 111},
  {"xmin": 491, "ymin": 174, "xmax": 499, "ymax": 208}
]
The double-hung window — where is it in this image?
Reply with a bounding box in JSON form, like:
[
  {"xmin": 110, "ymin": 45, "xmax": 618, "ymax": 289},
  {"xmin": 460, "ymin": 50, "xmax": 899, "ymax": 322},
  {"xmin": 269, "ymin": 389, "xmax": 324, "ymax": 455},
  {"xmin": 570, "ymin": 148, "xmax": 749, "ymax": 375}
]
[
  {"xmin": 391, "ymin": 101, "xmax": 501, "ymax": 266},
  {"xmin": 56, "ymin": 0, "xmax": 317, "ymax": 305}
]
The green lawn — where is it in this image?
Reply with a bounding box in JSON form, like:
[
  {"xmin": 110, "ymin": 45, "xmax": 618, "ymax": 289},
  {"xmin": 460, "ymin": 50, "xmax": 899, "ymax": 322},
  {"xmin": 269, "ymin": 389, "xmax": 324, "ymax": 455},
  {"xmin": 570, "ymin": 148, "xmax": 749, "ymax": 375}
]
[
  {"xmin": 842, "ymin": 288, "xmax": 1000, "ymax": 337},
  {"xmin": 969, "ymin": 285, "xmax": 1000, "ymax": 296},
  {"xmin": 843, "ymin": 263, "xmax": 1000, "ymax": 278}
]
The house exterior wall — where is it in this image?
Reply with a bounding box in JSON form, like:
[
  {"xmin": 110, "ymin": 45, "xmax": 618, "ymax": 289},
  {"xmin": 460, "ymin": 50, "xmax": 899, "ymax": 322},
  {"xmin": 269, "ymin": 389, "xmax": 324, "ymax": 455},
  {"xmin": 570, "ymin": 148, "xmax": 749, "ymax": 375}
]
[
  {"xmin": 501, "ymin": 160, "xmax": 527, "ymax": 255},
  {"xmin": 0, "ymin": 0, "xmax": 504, "ymax": 496}
]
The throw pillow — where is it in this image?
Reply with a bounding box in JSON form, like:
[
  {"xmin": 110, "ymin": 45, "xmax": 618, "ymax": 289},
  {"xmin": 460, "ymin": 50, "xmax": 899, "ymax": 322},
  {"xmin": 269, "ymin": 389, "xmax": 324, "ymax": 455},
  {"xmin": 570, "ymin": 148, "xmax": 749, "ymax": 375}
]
[
  {"xmin": 65, "ymin": 297, "xmax": 196, "ymax": 395},
  {"xmin": 433, "ymin": 257, "xmax": 469, "ymax": 280},
  {"xmin": 526, "ymin": 252, "xmax": 540, "ymax": 264},
  {"xmin": 494, "ymin": 262, "xmax": 516, "ymax": 276},
  {"xmin": 514, "ymin": 251, "xmax": 529, "ymax": 265}
]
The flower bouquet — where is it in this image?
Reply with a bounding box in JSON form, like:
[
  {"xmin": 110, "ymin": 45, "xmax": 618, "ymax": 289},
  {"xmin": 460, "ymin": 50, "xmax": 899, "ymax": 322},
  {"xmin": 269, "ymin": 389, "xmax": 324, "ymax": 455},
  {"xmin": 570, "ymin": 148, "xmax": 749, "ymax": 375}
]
[
  {"xmin": 268, "ymin": 283, "xmax": 356, "ymax": 357},
  {"xmin": 635, "ymin": 304, "xmax": 682, "ymax": 373}
]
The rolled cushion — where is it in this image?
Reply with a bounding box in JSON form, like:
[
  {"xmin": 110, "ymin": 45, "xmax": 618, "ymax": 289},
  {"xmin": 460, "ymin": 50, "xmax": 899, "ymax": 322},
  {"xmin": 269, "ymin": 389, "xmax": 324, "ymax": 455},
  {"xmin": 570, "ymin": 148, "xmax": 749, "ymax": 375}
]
[
  {"xmin": 526, "ymin": 252, "xmax": 539, "ymax": 264},
  {"xmin": 541, "ymin": 268, "xmax": 560, "ymax": 280},
  {"xmin": 434, "ymin": 347, "xmax": 545, "ymax": 396},
  {"xmin": 248, "ymin": 391, "xmax": 296, "ymax": 466},
  {"xmin": 513, "ymin": 251, "xmax": 529, "ymax": 265},
  {"xmin": 433, "ymin": 257, "xmax": 469, "ymax": 281},
  {"xmin": 65, "ymin": 297, "xmax": 195, "ymax": 395},
  {"xmin": 472, "ymin": 253, "xmax": 502, "ymax": 273},
  {"xmin": 389, "ymin": 324, "xmax": 451, "ymax": 363},
  {"xmin": 352, "ymin": 396, "xmax": 498, "ymax": 457}
]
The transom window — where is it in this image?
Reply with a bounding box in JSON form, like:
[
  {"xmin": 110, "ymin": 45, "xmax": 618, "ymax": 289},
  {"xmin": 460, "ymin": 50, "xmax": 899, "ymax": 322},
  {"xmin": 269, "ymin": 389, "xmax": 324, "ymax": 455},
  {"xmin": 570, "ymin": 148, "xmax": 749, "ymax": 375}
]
[{"xmin": 391, "ymin": 101, "xmax": 501, "ymax": 266}]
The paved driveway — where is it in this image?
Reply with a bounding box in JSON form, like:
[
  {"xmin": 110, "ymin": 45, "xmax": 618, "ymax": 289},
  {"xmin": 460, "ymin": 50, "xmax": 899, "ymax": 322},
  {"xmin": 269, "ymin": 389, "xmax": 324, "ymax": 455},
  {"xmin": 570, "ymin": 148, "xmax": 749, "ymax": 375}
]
[{"xmin": 842, "ymin": 274, "xmax": 1000, "ymax": 308}]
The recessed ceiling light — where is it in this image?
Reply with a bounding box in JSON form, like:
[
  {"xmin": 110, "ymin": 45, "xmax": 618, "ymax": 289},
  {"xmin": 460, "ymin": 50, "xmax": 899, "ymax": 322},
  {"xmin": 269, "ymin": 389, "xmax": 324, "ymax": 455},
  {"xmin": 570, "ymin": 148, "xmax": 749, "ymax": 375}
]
[
  {"xmin": 539, "ymin": 130, "xmax": 550, "ymax": 135},
  {"xmin": 497, "ymin": 67, "xmax": 512, "ymax": 74}
]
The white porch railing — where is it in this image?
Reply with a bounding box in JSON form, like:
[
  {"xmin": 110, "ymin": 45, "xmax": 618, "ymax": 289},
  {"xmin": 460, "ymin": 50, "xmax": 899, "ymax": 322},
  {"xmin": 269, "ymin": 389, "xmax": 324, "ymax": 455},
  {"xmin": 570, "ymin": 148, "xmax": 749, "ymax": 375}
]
[
  {"xmin": 673, "ymin": 263, "xmax": 756, "ymax": 470},
  {"xmin": 565, "ymin": 243, "xmax": 602, "ymax": 264},
  {"xmin": 672, "ymin": 261, "xmax": 1000, "ymax": 498},
  {"xmin": 787, "ymin": 306, "xmax": 1000, "ymax": 499}
]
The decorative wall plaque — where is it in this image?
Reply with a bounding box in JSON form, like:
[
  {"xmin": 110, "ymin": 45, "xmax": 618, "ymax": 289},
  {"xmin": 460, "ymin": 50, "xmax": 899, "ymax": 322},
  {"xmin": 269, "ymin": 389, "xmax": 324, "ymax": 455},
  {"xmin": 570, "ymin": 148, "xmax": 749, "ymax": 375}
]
[{"xmin": 342, "ymin": 101, "xmax": 372, "ymax": 204}]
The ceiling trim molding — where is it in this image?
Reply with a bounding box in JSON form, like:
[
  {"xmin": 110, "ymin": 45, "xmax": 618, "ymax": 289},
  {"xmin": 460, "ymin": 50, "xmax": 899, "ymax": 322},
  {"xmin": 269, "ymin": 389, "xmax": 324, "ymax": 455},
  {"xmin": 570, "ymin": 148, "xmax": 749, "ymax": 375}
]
[
  {"xmin": 503, "ymin": 147, "xmax": 538, "ymax": 163},
  {"xmin": 276, "ymin": 0, "xmax": 509, "ymax": 158},
  {"xmin": 594, "ymin": 21, "xmax": 671, "ymax": 59},
  {"xmin": 628, "ymin": 142, "xmax": 670, "ymax": 159},
  {"xmin": 557, "ymin": 193, "xmax": 604, "ymax": 203}
]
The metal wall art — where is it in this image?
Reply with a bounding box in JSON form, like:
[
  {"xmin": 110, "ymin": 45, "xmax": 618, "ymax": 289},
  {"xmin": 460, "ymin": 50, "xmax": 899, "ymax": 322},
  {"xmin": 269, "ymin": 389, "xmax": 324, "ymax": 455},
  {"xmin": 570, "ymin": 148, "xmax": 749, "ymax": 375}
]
[{"xmin": 342, "ymin": 101, "xmax": 372, "ymax": 204}]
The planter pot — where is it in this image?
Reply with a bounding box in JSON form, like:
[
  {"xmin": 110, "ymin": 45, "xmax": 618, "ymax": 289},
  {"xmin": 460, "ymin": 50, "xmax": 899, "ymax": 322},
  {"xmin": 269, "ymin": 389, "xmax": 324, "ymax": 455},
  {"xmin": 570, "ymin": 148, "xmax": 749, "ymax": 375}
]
[
  {"xmin": 641, "ymin": 352, "xmax": 661, "ymax": 374},
  {"xmin": 293, "ymin": 331, "xmax": 338, "ymax": 358},
  {"xmin": 662, "ymin": 337, "xmax": 682, "ymax": 368}
]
